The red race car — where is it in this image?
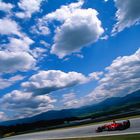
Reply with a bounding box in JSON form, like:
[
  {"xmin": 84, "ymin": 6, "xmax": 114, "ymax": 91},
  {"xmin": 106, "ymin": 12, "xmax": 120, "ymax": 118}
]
[{"xmin": 96, "ymin": 120, "xmax": 130, "ymax": 132}]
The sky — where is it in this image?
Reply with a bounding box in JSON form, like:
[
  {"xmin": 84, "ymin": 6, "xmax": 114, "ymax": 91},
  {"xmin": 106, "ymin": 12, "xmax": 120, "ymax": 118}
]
[{"xmin": 0, "ymin": 0, "xmax": 140, "ymax": 121}]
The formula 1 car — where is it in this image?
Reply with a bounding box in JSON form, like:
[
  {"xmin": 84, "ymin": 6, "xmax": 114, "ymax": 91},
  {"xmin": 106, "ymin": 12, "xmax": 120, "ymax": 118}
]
[{"xmin": 96, "ymin": 120, "xmax": 130, "ymax": 132}]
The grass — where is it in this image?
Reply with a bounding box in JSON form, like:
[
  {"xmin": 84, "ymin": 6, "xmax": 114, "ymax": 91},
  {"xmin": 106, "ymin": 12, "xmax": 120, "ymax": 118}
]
[{"xmin": 59, "ymin": 133, "xmax": 140, "ymax": 140}]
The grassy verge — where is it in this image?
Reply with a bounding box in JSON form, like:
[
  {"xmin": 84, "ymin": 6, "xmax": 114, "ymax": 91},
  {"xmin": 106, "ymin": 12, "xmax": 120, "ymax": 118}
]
[{"xmin": 59, "ymin": 133, "xmax": 140, "ymax": 140}]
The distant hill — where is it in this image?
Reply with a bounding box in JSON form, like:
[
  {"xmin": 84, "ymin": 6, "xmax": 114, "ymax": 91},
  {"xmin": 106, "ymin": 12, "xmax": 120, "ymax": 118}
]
[{"xmin": 1, "ymin": 89, "xmax": 140, "ymax": 126}]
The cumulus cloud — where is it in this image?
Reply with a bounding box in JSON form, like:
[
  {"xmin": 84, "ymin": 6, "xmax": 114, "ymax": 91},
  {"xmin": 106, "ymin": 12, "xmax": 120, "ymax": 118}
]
[
  {"xmin": 112, "ymin": 0, "xmax": 140, "ymax": 34},
  {"xmin": 45, "ymin": 0, "xmax": 84, "ymax": 22},
  {"xmin": 63, "ymin": 99, "xmax": 79, "ymax": 109},
  {"xmin": 0, "ymin": 69, "xmax": 102, "ymax": 119},
  {"xmin": 62, "ymin": 92, "xmax": 76, "ymax": 102},
  {"xmin": 0, "ymin": 18, "xmax": 39, "ymax": 74},
  {"xmin": 21, "ymin": 70, "xmax": 103, "ymax": 96},
  {"xmin": 88, "ymin": 71, "xmax": 103, "ymax": 80},
  {"xmin": 0, "ymin": 51, "xmax": 36, "ymax": 73},
  {"xmin": 0, "ymin": 112, "xmax": 8, "ymax": 121},
  {"xmin": 0, "ymin": 34, "xmax": 40, "ymax": 73},
  {"xmin": 6, "ymin": 36, "xmax": 34, "ymax": 52},
  {"xmin": 0, "ymin": 1, "xmax": 14, "ymax": 12},
  {"xmin": 61, "ymin": 91, "xmax": 91, "ymax": 109},
  {"xmin": 16, "ymin": 0, "xmax": 44, "ymax": 18},
  {"xmin": 62, "ymin": 92, "xmax": 79, "ymax": 108},
  {"xmin": 2, "ymin": 90, "xmax": 32, "ymax": 104},
  {"xmin": 0, "ymin": 90, "xmax": 56, "ymax": 119},
  {"xmin": 31, "ymin": 22, "xmax": 50, "ymax": 35},
  {"xmin": 0, "ymin": 18, "xmax": 21, "ymax": 36},
  {"xmin": 51, "ymin": 9, "xmax": 104, "ymax": 58},
  {"xmin": 60, "ymin": 48, "xmax": 140, "ymax": 108},
  {"xmin": 41, "ymin": 1, "xmax": 104, "ymax": 58},
  {"xmin": 100, "ymin": 35, "xmax": 109, "ymax": 40},
  {"xmin": 74, "ymin": 54, "xmax": 84, "ymax": 59},
  {"xmin": 31, "ymin": 47, "xmax": 47, "ymax": 58},
  {"xmin": 0, "ymin": 75, "xmax": 25, "ymax": 89},
  {"xmin": 86, "ymin": 48, "xmax": 140, "ymax": 103},
  {"xmin": 40, "ymin": 40, "xmax": 50, "ymax": 48},
  {"xmin": 21, "ymin": 70, "xmax": 88, "ymax": 95}
]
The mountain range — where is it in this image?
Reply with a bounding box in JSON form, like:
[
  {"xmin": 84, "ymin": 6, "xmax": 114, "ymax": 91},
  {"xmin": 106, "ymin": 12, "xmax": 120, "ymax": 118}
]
[{"xmin": 1, "ymin": 89, "xmax": 140, "ymax": 126}]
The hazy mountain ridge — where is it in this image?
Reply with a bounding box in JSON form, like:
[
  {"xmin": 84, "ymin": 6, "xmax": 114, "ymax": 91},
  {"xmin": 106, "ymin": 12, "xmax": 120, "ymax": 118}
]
[{"xmin": 1, "ymin": 90, "xmax": 140, "ymax": 126}]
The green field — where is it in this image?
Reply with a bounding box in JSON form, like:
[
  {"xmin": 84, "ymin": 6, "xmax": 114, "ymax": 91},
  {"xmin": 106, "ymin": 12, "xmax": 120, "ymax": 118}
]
[{"xmin": 60, "ymin": 134, "xmax": 140, "ymax": 140}]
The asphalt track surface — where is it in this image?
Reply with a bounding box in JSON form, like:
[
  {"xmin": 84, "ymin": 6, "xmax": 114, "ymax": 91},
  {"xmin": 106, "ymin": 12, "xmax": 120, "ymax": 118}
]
[{"xmin": 2, "ymin": 118, "xmax": 140, "ymax": 140}]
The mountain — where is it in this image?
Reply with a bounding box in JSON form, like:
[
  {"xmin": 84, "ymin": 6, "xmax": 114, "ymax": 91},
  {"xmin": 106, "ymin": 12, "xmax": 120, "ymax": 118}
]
[
  {"xmin": 82, "ymin": 89, "xmax": 140, "ymax": 113},
  {"xmin": 1, "ymin": 89, "xmax": 140, "ymax": 126}
]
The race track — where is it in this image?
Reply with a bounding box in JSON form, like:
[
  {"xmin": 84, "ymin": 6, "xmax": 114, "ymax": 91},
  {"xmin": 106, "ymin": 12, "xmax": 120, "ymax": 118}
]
[{"xmin": 2, "ymin": 118, "xmax": 140, "ymax": 140}]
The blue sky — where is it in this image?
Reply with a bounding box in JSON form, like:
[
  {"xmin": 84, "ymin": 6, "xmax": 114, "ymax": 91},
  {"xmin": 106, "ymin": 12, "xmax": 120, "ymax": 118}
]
[{"xmin": 0, "ymin": 0, "xmax": 140, "ymax": 121}]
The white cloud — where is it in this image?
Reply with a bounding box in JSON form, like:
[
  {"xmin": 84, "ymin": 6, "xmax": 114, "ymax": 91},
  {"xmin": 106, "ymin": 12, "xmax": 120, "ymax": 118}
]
[
  {"xmin": 0, "ymin": 69, "xmax": 102, "ymax": 118},
  {"xmin": 112, "ymin": 0, "xmax": 140, "ymax": 34},
  {"xmin": 40, "ymin": 40, "xmax": 50, "ymax": 48},
  {"xmin": 0, "ymin": 18, "xmax": 21, "ymax": 36},
  {"xmin": 64, "ymin": 99, "xmax": 79, "ymax": 109},
  {"xmin": 0, "ymin": 68, "xmax": 102, "ymax": 119},
  {"xmin": 100, "ymin": 35, "xmax": 109, "ymax": 40},
  {"xmin": 62, "ymin": 92, "xmax": 76, "ymax": 102},
  {"xmin": 0, "ymin": 35, "xmax": 39, "ymax": 73},
  {"xmin": 0, "ymin": 19, "xmax": 39, "ymax": 73},
  {"xmin": 45, "ymin": 0, "xmax": 84, "ymax": 22},
  {"xmin": 41, "ymin": 1, "xmax": 104, "ymax": 58},
  {"xmin": 61, "ymin": 96, "xmax": 85, "ymax": 109},
  {"xmin": 0, "ymin": 1, "xmax": 14, "ymax": 12},
  {"xmin": 21, "ymin": 70, "xmax": 102, "ymax": 97},
  {"xmin": 88, "ymin": 71, "xmax": 103, "ymax": 80},
  {"xmin": 62, "ymin": 92, "xmax": 79, "ymax": 108},
  {"xmin": 74, "ymin": 54, "xmax": 84, "ymax": 59},
  {"xmin": 15, "ymin": 12, "xmax": 26, "ymax": 18},
  {"xmin": 31, "ymin": 22, "xmax": 50, "ymax": 35},
  {"xmin": 51, "ymin": 8, "xmax": 104, "ymax": 58},
  {"xmin": 87, "ymin": 48, "xmax": 140, "ymax": 103},
  {"xmin": 2, "ymin": 90, "xmax": 32, "ymax": 103},
  {"xmin": 61, "ymin": 91, "xmax": 89, "ymax": 109},
  {"xmin": 0, "ymin": 112, "xmax": 7, "ymax": 121},
  {"xmin": 104, "ymin": 0, "xmax": 109, "ymax": 2},
  {"xmin": 6, "ymin": 36, "xmax": 34, "ymax": 52},
  {"xmin": 0, "ymin": 51, "xmax": 36, "ymax": 73},
  {"xmin": 60, "ymin": 48, "xmax": 140, "ymax": 108},
  {"xmin": 31, "ymin": 47, "xmax": 47, "ymax": 58},
  {"xmin": 0, "ymin": 75, "xmax": 25, "ymax": 89},
  {"xmin": 21, "ymin": 70, "xmax": 88, "ymax": 95},
  {"xmin": 17, "ymin": 0, "xmax": 44, "ymax": 18},
  {"xmin": 0, "ymin": 90, "xmax": 56, "ymax": 119},
  {"xmin": 52, "ymin": 11, "xmax": 103, "ymax": 58}
]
